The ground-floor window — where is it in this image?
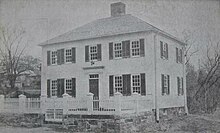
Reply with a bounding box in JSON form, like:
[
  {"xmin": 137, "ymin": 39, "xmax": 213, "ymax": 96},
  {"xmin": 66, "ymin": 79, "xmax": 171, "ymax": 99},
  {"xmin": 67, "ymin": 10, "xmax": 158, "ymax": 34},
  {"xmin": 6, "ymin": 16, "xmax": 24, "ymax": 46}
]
[
  {"xmin": 65, "ymin": 79, "xmax": 72, "ymax": 95},
  {"xmin": 177, "ymin": 77, "xmax": 184, "ymax": 95},
  {"xmin": 110, "ymin": 73, "xmax": 146, "ymax": 96},
  {"xmin": 51, "ymin": 80, "xmax": 57, "ymax": 96},
  {"xmin": 48, "ymin": 78, "xmax": 76, "ymax": 97},
  {"xmin": 114, "ymin": 76, "xmax": 123, "ymax": 93},
  {"xmin": 161, "ymin": 74, "xmax": 170, "ymax": 95},
  {"xmin": 132, "ymin": 74, "xmax": 141, "ymax": 94}
]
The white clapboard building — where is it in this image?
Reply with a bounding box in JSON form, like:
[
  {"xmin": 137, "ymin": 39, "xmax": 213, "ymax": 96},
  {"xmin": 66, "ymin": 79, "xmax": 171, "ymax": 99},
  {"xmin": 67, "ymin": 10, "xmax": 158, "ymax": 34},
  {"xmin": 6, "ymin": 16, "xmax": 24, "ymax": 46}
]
[{"xmin": 40, "ymin": 2, "xmax": 188, "ymax": 122}]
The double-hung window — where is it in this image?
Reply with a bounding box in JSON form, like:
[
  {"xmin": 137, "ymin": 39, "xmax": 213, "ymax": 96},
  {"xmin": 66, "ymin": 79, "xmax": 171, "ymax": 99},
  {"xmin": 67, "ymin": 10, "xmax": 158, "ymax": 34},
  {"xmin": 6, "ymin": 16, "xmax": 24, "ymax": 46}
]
[
  {"xmin": 51, "ymin": 80, "xmax": 57, "ymax": 96},
  {"xmin": 65, "ymin": 79, "xmax": 72, "ymax": 95},
  {"xmin": 114, "ymin": 76, "xmax": 123, "ymax": 93},
  {"xmin": 177, "ymin": 77, "xmax": 184, "ymax": 95},
  {"xmin": 132, "ymin": 74, "xmax": 141, "ymax": 94},
  {"xmin": 160, "ymin": 41, "xmax": 168, "ymax": 59},
  {"xmin": 131, "ymin": 41, "xmax": 140, "ymax": 57},
  {"xmin": 176, "ymin": 48, "xmax": 183, "ymax": 63},
  {"xmin": 162, "ymin": 74, "xmax": 170, "ymax": 95},
  {"xmin": 51, "ymin": 51, "xmax": 57, "ymax": 65},
  {"xmin": 65, "ymin": 49, "xmax": 72, "ymax": 63},
  {"xmin": 114, "ymin": 43, "xmax": 122, "ymax": 58},
  {"xmin": 90, "ymin": 46, "xmax": 98, "ymax": 61}
]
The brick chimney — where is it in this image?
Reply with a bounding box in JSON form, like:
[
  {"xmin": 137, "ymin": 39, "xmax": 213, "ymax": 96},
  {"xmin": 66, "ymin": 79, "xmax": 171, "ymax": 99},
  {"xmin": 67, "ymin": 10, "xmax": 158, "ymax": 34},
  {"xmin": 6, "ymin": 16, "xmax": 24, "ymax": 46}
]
[{"xmin": 111, "ymin": 2, "xmax": 126, "ymax": 17}]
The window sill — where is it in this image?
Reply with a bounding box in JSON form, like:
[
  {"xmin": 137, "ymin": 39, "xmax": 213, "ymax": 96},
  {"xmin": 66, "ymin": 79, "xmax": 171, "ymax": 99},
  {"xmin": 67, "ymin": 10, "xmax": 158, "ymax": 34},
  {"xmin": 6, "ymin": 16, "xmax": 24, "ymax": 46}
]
[{"xmin": 161, "ymin": 57, "xmax": 168, "ymax": 60}]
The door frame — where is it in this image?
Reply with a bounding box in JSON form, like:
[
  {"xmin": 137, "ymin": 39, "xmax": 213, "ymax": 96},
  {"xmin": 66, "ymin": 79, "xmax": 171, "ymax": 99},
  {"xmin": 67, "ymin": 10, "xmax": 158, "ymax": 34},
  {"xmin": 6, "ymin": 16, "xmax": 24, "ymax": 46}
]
[{"xmin": 89, "ymin": 73, "xmax": 99, "ymax": 98}]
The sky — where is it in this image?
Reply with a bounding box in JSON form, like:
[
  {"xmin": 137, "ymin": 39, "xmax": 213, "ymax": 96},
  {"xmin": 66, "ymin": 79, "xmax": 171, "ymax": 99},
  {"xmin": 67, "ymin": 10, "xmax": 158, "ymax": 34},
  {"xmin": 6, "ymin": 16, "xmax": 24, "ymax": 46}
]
[{"xmin": 0, "ymin": 0, "xmax": 220, "ymax": 66}]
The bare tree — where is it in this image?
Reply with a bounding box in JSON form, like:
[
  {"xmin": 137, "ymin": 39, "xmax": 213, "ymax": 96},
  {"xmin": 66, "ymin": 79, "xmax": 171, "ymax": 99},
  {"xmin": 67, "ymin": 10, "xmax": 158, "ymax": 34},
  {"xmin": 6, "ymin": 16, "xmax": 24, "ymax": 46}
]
[
  {"xmin": 0, "ymin": 24, "xmax": 28, "ymax": 93},
  {"xmin": 193, "ymin": 41, "xmax": 220, "ymax": 113},
  {"xmin": 182, "ymin": 30, "xmax": 199, "ymax": 65}
]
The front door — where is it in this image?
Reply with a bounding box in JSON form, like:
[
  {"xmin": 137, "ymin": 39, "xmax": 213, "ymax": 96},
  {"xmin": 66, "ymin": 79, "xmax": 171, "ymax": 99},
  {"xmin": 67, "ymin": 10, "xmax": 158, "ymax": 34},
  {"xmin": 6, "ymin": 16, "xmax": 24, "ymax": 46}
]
[{"xmin": 89, "ymin": 74, "xmax": 99, "ymax": 110}]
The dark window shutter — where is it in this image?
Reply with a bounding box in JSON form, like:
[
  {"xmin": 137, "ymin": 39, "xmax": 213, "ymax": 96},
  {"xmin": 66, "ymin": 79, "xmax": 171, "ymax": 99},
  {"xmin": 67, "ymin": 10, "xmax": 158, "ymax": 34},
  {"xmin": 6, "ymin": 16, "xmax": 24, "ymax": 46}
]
[
  {"xmin": 47, "ymin": 79, "xmax": 50, "ymax": 97},
  {"xmin": 122, "ymin": 74, "xmax": 131, "ymax": 96},
  {"xmin": 181, "ymin": 77, "xmax": 184, "ymax": 95},
  {"xmin": 140, "ymin": 39, "xmax": 145, "ymax": 57},
  {"xmin": 85, "ymin": 45, "xmax": 89, "ymax": 62},
  {"xmin": 167, "ymin": 75, "xmax": 170, "ymax": 95},
  {"xmin": 166, "ymin": 43, "xmax": 168, "ymax": 59},
  {"xmin": 57, "ymin": 79, "xmax": 64, "ymax": 97},
  {"xmin": 161, "ymin": 74, "xmax": 164, "ymax": 95},
  {"xmin": 141, "ymin": 73, "xmax": 146, "ymax": 95},
  {"xmin": 61, "ymin": 49, "xmax": 64, "ymax": 64},
  {"xmin": 127, "ymin": 74, "xmax": 131, "ymax": 96},
  {"xmin": 180, "ymin": 49, "xmax": 183, "ymax": 63},
  {"xmin": 72, "ymin": 78, "xmax": 76, "ymax": 97},
  {"xmin": 109, "ymin": 75, "xmax": 114, "ymax": 96},
  {"xmin": 177, "ymin": 77, "xmax": 180, "ymax": 95},
  {"xmin": 176, "ymin": 47, "xmax": 179, "ymax": 63},
  {"xmin": 160, "ymin": 41, "xmax": 163, "ymax": 58},
  {"xmin": 97, "ymin": 44, "xmax": 102, "ymax": 61},
  {"xmin": 122, "ymin": 40, "xmax": 130, "ymax": 58},
  {"xmin": 72, "ymin": 47, "xmax": 76, "ymax": 63},
  {"xmin": 57, "ymin": 49, "xmax": 61, "ymax": 65},
  {"xmin": 109, "ymin": 42, "xmax": 113, "ymax": 60},
  {"xmin": 47, "ymin": 51, "xmax": 51, "ymax": 66}
]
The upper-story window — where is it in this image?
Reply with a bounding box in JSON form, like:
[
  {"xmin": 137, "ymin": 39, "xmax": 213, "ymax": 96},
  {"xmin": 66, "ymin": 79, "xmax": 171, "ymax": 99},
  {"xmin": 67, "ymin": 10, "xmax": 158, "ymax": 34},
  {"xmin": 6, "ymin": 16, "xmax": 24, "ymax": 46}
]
[
  {"xmin": 131, "ymin": 41, "xmax": 140, "ymax": 57},
  {"xmin": 51, "ymin": 51, "xmax": 57, "ymax": 65},
  {"xmin": 114, "ymin": 76, "xmax": 123, "ymax": 93},
  {"xmin": 85, "ymin": 44, "xmax": 102, "ymax": 62},
  {"xmin": 161, "ymin": 74, "xmax": 170, "ymax": 95},
  {"xmin": 132, "ymin": 74, "xmax": 141, "ymax": 93},
  {"xmin": 47, "ymin": 47, "xmax": 76, "ymax": 66},
  {"xmin": 109, "ymin": 39, "xmax": 145, "ymax": 60},
  {"xmin": 114, "ymin": 43, "xmax": 122, "ymax": 58},
  {"xmin": 176, "ymin": 47, "xmax": 183, "ymax": 63},
  {"xmin": 90, "ymin": 46, "xmax": 98, "ymax": 61},
  {"xmin": 65, "ymin": 49, "xmax": 72, "ymax": 63},
  {"xmin": 160, "ymin": 41, "xmax": 168, "ymax": 60}
]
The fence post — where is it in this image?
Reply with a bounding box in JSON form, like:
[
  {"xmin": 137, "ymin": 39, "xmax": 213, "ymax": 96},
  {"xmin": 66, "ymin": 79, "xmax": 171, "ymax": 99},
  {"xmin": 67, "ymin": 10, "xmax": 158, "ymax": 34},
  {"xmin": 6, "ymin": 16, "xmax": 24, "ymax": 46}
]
[
  {"xmin": 0, "ymin": 95, "xmax": 5, "ymax": 112},
  {"xmin": 87, "ymin": 93, "xmax": 94, "ymax": 115},
  {"xmin": 19, "ymin": 94, "xmax": 26, "ymax": 113},
  {"xmin": 132, "ymin": 92, "xmax": 140, "ymax": 114},
  {"xmin": 40, "ymin": 95, "xmax": 47, "ymax": 114},
  {"xmin": 62, "ymin": 93, "xmax": 70, "ymax": 115},
  {"xmin": 114, "ymin": 92, "xmax": 122, "ymax": 116}
]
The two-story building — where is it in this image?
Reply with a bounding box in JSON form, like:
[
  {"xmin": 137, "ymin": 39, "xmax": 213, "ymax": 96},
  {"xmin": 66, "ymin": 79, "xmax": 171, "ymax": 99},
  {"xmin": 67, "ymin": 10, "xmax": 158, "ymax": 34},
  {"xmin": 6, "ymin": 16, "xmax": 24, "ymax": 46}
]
[{"xmin": 40, "ymin": 2, "xmax": 188, "ymax": 122}]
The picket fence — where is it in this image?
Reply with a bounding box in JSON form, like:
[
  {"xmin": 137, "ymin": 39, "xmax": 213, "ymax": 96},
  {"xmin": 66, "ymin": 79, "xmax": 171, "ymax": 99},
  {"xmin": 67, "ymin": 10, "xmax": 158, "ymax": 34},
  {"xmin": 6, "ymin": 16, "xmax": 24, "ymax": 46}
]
[{"xmin": 0, "ymin": 92, "xmax": 153, "ymax": 122}]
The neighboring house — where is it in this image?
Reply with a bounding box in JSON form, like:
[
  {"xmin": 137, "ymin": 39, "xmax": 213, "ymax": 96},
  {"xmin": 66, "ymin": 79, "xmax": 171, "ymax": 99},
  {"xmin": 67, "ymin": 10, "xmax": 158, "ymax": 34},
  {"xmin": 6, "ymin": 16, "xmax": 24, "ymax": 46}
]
[
  {"xmin": 16, "ymin": 70, "xmax": 41, "ymax": 97},
  {"xmin": 40, "ymin": 2, "xmax": 188, "ymax": 121}
]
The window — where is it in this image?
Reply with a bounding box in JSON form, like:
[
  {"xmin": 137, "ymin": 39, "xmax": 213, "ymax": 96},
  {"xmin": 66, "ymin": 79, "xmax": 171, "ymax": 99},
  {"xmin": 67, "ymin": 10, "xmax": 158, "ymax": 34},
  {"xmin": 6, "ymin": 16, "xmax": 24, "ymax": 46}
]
[
  {"xmin": 162, "ymin": 74, "xmax": 170, "ymax": 95},
  {"xmin": 132, "ymin": 75, "xmax": 141, "ymax": 94},
  {"xmin": 55, "ymin": 109, "xmax": 63, "ymax": 119},
  {"xmin": 160, "ymin": 41, "xmax": 168, "ymax": 59},
  {"xmin": 131, "ymin": 41, "xmax": 140, "ymax": 56},
  {"xmin": 114, "ymin": 76, "xmax": 123, "ymax": 93},
  {"xmin": 176, "ymin": 48, "xmax": 183, "ymax": 63},
  {"xmin": 65, "ymin": 49, "xmax": 72, "ymax": 62},
  {"xmin": 51, "ymin": 80, "xmax": 57, "ymax": 96},
  {"xmin": 66, "ymin": 79, "xmax": 72, "ymax": 95},
  {"xmin": 51, "ymin": 51, "xmax": 57, "ymax": 65},
  {"xmin": 114, "ymin": 43, "xmax": 122, "ymax": 58},
  {"xmin": 90, "ymin": 46, "xmax": 98, "ymax": 61},
  {"xmin": 177, "ymin": 77, "xmax": 184, "ymax": 95}
]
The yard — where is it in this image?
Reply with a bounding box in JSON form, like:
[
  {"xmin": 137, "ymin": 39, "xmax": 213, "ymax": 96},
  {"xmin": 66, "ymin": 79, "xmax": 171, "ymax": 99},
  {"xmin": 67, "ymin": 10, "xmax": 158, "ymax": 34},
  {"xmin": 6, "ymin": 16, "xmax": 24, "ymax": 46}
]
[{"xmin": 0, "ymin": 113, "xmax": 220, "ymax": 132}]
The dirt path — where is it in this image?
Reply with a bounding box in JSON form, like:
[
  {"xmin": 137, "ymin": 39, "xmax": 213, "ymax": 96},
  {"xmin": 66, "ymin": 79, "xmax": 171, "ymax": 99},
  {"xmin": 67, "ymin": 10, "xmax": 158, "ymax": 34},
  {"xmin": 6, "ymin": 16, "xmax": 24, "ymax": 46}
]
[{"xmin": 0, "ymin": 126, "xmax": 58, "ymax": 133}]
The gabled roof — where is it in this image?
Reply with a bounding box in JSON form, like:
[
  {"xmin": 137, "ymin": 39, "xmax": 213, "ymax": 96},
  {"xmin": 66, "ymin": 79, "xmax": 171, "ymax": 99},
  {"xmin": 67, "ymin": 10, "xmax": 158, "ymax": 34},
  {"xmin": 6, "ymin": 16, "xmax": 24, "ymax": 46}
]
[{"xmin": 40, "ymin": 14, "xmax": 185, "ymax": 46}]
